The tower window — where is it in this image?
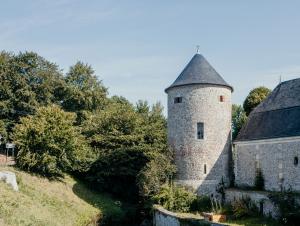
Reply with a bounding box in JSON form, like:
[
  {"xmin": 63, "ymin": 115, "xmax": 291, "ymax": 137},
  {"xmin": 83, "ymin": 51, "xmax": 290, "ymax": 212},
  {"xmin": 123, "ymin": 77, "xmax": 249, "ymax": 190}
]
[
  {"xmin": 219, "ymin": 95, "xmax": 225, "ymax": 102},
  {"xmin": 294, "ymin": 157, "xmax": 298, "ymax": 166},
  {"xmin": 204, "ymin": 164, "xmax": 207, "ymax": 174},
  {"xmin": 197, "ymin": 122, "xmax": 204, "ymax": 139},
  {"xmin": 174, "ymin": 97, "xmax": 182, "ymax": 104}
]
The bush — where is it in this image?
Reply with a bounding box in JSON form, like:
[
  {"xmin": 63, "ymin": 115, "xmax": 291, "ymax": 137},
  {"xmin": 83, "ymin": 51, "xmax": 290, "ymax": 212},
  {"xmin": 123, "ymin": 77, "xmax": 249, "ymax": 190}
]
[
  {"xmin": 137, "ymin": 153, "xmax": 176, "ymax": 198},
  {"xmin": 13, "ymin": 105, "xmax": 91, "ymax": 178},
  {"xmin": 268, "ymin": 189, "xmax": 300, "ymax": 225},
  {"xmin": 152, "ymin": 184, "xmax": 196, "ymax": 213},
  {"xmin": 190, "ymin": 196, "xmax": 211, "ymax": 212},
  {"xmin": 231, "ymin": 196, "xmax": 259, "ymax": 218},
  {"xmin": 254, "ymin": 168, "xmax": 265, "ymax": 190}
]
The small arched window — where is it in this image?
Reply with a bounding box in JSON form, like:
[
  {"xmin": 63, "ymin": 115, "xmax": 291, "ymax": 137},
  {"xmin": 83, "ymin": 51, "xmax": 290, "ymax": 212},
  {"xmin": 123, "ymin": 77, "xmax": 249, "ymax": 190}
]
[{"xmin": 294, "ymin": 157, "xmax": 298, "ymax": 166}]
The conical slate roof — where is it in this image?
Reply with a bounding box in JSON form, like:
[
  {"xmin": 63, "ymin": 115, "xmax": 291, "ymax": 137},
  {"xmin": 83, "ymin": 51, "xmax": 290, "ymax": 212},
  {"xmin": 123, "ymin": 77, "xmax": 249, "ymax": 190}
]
[
  {"xmin": 236, "ymin": 78, "xmax": 300, "ymax": 141},
  {"xmin": 165, "ymin": 54, "xmax": 233, "ymax": 92}
]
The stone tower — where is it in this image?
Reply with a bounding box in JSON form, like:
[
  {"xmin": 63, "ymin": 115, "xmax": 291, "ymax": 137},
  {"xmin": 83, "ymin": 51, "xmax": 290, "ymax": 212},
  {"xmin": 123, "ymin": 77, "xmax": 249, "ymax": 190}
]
[{"xmin": 165, "ymin": 53, "xmax": 233, "ymax": 195}]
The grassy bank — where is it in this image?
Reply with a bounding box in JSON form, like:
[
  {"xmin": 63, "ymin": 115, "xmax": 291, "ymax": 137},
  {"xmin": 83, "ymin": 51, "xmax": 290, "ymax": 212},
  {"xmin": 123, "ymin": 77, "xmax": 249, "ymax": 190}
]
[
  {"xmin": 0, "ymin": 166, "xmax": 124, "ymax": 226},
  {"xmin": 226, "ymin": 217, "xmax": 281, "ymax": 226}
]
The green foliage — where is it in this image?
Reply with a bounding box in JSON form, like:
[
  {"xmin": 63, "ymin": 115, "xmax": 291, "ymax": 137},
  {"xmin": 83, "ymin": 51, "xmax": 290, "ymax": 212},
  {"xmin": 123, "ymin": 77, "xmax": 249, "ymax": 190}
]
[
  {"xmin": 268, "ymin": 189, "xmax": 300, "ymax": 225},
  {"xmin": 243, "ymin": 86, "xmax": 271, "ymax": 116},
  {"xmin": 152, "ymin": 184, "xmax": 196, "ymax": 213},
  {"xmin": 0, "ymin": 119, "xmax": 8, "ymax": 143},
  {"xmin": 0, "ymin": 51, "xmax": 65, "ymax": 123},
  {"xmin": 254, "ymin": 168, "xmax": 265, "ymax": 190},
  {"xmin": 82, "ymin": 98, "xmax": 174, "ymax": 201},
  {"xmin": 190, "ymin": 196, "xmax": 211, "ymax": 212},
  {"xmin": 13, "ymin": 105, "xmax": 92, "ymax": 178},
  {"xmin": 232, "ymin": 104, "xmax": 247, "ymax": 139},
  {"xmin": 62, "ymin": 61, "xmax": 107, "ymax": 123},
  {"xmin": 231, "ymin": 196, "xmax": 259, "ymax": 219},
  {"xmin": 211, "ymin": 197, "xmax": 229, "ymax": 214},
  {"xmin": 137, "ymin": 153, "xmax": 176, "ymax": 197}
]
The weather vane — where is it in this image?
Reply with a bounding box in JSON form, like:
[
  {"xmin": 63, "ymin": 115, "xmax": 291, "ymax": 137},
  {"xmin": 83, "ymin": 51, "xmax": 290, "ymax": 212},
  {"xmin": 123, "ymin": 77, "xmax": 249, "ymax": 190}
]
[{"xmin": 196, "ymin": 45, "xmax": 200, "ymax": 54}]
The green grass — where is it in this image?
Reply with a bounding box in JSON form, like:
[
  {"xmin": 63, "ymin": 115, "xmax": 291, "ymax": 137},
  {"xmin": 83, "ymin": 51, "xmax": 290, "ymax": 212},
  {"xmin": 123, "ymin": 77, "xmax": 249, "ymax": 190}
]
[
  {"xmin": 226, "ymin": 217, "xmax": 282, "ymax": 226},
  {"xmin": 0, "ymin": 166, "xmax": 124, "ymax": 226}
]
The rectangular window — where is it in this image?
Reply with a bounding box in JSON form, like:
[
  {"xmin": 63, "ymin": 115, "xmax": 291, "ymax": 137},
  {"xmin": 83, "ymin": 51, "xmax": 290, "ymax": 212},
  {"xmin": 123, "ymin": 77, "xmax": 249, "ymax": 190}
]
[
  {"xmin": 197, "ymin": 122, "xmax": 204, "ymax": 139},
  {"xmin": 174, "ymin": 97, "xmax": 182, "ymax": 104},
  {"xmin": 204, "ymin": 164, "xmax": 207, "ymax": 174},
  {"xmin": 219, "ymin": 95, "xmax": 225, "ymax": 102}
]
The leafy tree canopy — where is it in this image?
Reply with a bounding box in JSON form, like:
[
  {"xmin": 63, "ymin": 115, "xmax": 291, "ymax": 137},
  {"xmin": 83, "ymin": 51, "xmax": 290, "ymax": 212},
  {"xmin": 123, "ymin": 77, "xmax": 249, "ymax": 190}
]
[
  {"xmin": 0, "ymin": 51, "xmax": 65, "ymax": 124},
  {"xmin": 13, "ymin": 105, "xmax": 91, "ymax": 178},
  {"xmin": 82, "ymin": 98, "xmax": 174, "ymax": 200},
  {"xmin": 232, "ymin": 104, "xmax": 247, "ymax": 140},
  {"xmin": 62, "ymin": 61, "xmax": 108, "ymax": 117},
  {"xmin": 243, "ymin": 86, "xmax": 271, "ymax": 116}
]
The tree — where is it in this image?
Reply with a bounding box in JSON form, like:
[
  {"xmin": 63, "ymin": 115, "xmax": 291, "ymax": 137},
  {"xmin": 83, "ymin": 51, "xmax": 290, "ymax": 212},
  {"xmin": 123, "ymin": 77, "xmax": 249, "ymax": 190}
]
[
  {"xmin": 243, "ymin": 86, "xmax": 271, "ymax": 116},
  {"xmin": 232, "ymin": 104, "xmax": 247, "ymax": 139},
  {"xmin": 0, "ymin": 51, "xmax": 65, "ymax": 125},
  {"xmin": 13, "ymin": 105, "xmax": 91, "ymax": 178},
  {"xmin": 0, "ymin": 120, "xmax": 8, "ymax": 145},
  {"xmin": 81, "ymin": 98, "xmax": 175, "ymax": 200},
  {"xmin": 62, "ymin": 62, "xmax": 108, "ymax": 123}
]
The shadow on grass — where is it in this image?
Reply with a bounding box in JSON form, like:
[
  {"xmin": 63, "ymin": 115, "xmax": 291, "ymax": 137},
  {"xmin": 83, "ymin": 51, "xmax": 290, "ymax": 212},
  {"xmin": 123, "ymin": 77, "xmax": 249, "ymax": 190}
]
[
  {"xmin": 72, "ymin": 179, "xmax": 130, "ymax": 226},
  {"xmin": 226, "ymin": 217, "xmax": 282, "ymax": 226}
]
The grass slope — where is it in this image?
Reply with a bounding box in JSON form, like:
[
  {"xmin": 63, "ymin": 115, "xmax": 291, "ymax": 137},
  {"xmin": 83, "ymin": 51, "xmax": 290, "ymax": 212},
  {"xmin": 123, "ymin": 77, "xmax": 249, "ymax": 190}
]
[{"xmin": 0, "ymin": 166, "xmax": 124, "ymax": 226}]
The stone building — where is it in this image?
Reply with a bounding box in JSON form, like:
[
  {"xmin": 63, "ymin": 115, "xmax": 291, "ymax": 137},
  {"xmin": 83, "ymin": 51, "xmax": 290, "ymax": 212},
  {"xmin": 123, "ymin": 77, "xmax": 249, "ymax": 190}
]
[
  {"xmin": 165, "ymin": 53, "xmax": 233, "ymax": 195},
  {"xmin": 234, "ymin": 78, "xmax": 300, "ymax": 191}
]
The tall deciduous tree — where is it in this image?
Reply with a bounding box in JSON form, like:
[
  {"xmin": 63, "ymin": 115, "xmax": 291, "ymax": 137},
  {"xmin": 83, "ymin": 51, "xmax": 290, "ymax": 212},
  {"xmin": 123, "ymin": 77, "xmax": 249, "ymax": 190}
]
[
  {"xmin": 243, "ymin": 86, "xmax": 271, "ymax": 116},
  {"xmin": 0, "ymin": 51, "xmax": 65, "ymax": 125},
  {"xmin": 232, "ymin": 104, "xmax": 247, "ymax": 140},
  {"xmin": 62, "ymin": 62, "xmax": 108, "ymax": 123},
  {"xmin": 82, "ymin": 98, "xmax": 174, "ymax": 200}
]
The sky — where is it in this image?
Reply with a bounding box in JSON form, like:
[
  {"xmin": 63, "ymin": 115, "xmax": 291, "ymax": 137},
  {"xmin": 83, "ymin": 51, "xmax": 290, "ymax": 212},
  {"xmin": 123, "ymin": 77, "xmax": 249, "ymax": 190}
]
[{"xmin": 1, "ymin": 0, "xmax": 300, "ymax": 114}]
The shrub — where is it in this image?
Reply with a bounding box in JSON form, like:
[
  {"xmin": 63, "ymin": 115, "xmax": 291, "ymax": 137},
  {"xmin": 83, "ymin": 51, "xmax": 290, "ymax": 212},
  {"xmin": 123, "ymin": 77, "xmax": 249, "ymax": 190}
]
[
  {"xmin": 254, "ymin": 168, "xmax": 265, "ymax": 190},
  {"xmin": 137, "ymin": 153, "xmax": 176, "ymax": 198},
  {"xmin": 268, "ymin": 189, "xmax": 300, "ymax": 225},
  {"xmin": 152, "ymin": 183, "xmax": 196, "ymax": 213},
  {"xmin": 231, "ymin": 196, "xmax": 259, "ymax": 218},
  {"xmin": 190, "ymin": 196, "xmax": 212, "ymax": 212},
  {"xmin": 13, "ymin": 105, "xmax": 91, "ymax": 178}
]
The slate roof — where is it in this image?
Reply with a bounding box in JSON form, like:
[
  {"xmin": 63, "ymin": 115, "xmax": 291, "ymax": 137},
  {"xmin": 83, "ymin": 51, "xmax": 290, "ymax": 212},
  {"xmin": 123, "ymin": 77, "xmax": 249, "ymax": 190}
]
[
  {"xmin": 235, "ymin": 78, "xmax": 300, "ymax": 141},
  {"xmin": 165, "ymin": 54, "xmax": 233, "ymax": 92}
]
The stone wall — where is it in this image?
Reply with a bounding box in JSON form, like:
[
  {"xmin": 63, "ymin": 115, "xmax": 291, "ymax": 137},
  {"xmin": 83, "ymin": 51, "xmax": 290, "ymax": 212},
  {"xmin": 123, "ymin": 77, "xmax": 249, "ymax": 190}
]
[
  {"xmin": 167, "ymin": 84, "xmax": 232, "ymax": 195},
  {"xmin": 153, "ymin": 205, "xmax": 227, "ymax": 226},
  {"xmin": 225, "ymin": 189, "xmax": 277, "ymax": 217},
  {"xmin": 234, "ymin": 136, "xmax": 300, "ymax": 191}
]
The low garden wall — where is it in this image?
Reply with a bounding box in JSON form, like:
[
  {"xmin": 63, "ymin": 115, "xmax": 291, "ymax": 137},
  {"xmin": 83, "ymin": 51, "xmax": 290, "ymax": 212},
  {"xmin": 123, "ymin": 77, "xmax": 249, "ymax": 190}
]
[
  {"xmin": 225, "ymin": 188, "xmax": 277, "ymax": 217},
  {"xmin": 153, "ymin": 205, "xmax": 228, "ymax": 226}
]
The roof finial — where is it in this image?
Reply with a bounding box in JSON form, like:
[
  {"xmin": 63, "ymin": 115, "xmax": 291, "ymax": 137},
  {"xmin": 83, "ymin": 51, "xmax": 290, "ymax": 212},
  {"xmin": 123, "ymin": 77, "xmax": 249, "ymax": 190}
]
[
  {"xmin": 196, "ymin": 45, "xmax": 200, "ymax": 54},
  {"xmin": 279, "ymin": 75, "xmax": 282, "ymax": 84}
]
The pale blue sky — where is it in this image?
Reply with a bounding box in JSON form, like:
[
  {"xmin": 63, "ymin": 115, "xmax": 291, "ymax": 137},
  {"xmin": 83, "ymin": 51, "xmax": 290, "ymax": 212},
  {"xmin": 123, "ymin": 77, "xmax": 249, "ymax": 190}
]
[{"xmin": 1, "ymin": 1, "xmax": 300, "ymax": 113}]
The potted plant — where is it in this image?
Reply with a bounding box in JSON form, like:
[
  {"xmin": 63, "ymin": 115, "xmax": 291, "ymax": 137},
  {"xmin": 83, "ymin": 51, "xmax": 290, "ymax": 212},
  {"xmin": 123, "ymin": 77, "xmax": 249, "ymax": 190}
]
[{"xmin": 203, "ymin": 197, "xmax": 227, "ymax": 222}]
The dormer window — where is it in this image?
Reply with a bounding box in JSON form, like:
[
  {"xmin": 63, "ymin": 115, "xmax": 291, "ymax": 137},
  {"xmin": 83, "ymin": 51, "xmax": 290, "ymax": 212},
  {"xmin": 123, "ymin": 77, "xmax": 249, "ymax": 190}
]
[{"xmin": 174, "ymin": 97, "xmax": 182, "ymax": 104}]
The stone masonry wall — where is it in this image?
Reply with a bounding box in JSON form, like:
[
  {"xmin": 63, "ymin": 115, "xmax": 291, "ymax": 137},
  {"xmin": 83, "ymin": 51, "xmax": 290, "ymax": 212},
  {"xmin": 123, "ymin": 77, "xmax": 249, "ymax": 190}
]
[
  {"xmin": 153, "ymin": 205, "xmax": 227, "ymax": 226},
  {"xmin": 167, "ymin": 84, "xmax": 232, "ymax": 195},
  {"xmin": 225, "ymin": 189, "xmax": 277, "ymax": 218},
  {"xmin": 234, "ymin": 137, "xmax": 300, "ymax": 191}
]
